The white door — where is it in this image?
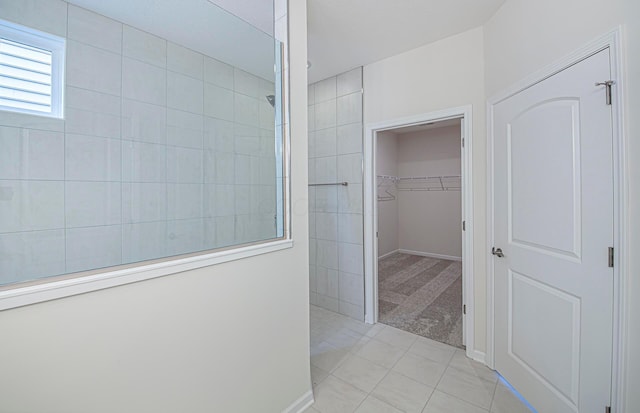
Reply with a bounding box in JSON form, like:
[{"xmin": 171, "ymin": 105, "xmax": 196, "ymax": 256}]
[{"xmin": 492, "ymin": 49, "xmax": 614, "ymax": 413}]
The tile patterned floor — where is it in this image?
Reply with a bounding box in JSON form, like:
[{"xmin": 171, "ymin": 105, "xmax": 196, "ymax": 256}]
[{"xmin": 306, "ymin": 305, "xmax": 534, "ymax": 413}]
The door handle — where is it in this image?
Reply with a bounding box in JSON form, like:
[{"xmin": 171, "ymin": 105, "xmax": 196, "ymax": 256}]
[{"xmin": 492, "ymin": 247, "xmax": 505, "ymax": 258}]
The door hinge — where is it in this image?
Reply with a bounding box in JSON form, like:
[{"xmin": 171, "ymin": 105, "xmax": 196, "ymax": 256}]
[
  {"xmin": 606, "ymin": 405, "xmax": 611, "ymax": 413},
  {"xmin": 608, "ymin": 247, "xmax": 614, "ymax": 268},
  {"xmin": 376, "ymin": 231, "xmax": 379, "ymax": 238},
  {"xmin": 462, "ymin": 138, "xmax": 465, "ymax": 148},
  {"xmin": 463, "ymin": 304, "xmax": 466, "ymax": 315},
  {"xmin": 462, "ymin": 221, "xmax": 466, "ymax": 231},
  {"xmin": 596, "ymin": 80, "xmax": 614, "ymax": 105}
]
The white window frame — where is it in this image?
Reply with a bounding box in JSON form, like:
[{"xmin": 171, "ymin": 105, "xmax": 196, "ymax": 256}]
[{"xmin": 0, "ymin": 19, "xmax": 65, "ymax": 118}]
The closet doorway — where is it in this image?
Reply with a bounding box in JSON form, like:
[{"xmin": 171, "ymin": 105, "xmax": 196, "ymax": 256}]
[{"xmin": 363, "ymin": 107, "xmax": 475, "ymax": 354}]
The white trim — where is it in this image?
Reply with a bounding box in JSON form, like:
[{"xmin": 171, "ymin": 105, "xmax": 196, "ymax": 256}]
[
  {"xmin": 282, "ymin": 390, "xmax": 314, "ymax": 413},
  {"xmin": 363, "ymin": 105, "xmax": 475, "ymax": 360},
  {"xmin": 397, "ymin": 249, "xmax": 462, "ymax": 262},
  {"xmin": 378, "ymin": 249, "xmax": 400, "ymax": 260},
  {"xmin": 468, "ymin": 350, "xmax": 486, "ymax": 365},
  {"xmin": 486, "ymin": 26, "xmax": 628, "ymax": 411},
  {"xmin": 0, "ymin": 239, "xmax": 293, "ymax": 311}
]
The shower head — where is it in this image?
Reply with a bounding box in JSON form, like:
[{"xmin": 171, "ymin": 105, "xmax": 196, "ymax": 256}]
[{"xmin": 266, "ymin": 95, "xmax": 276, "ymax": 108}]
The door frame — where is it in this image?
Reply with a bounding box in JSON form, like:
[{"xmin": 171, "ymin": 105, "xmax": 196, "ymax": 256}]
[
  {"xmin": 363, "ymin": 105, "xmax": 476, "ymax": 358},
  {"xmin": 486, "ymin": 27, "xmax": 628, "ymax": 411}
]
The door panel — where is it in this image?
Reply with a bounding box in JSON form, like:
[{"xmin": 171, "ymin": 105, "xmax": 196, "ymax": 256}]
[{"xmin": 493, "ymin": 49, "xmax": 614, "ymax": 413}]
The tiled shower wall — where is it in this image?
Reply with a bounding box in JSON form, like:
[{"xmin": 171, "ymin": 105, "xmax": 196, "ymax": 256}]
[
  {"xmin": 308, "ymin": 68, "xmax": 365, "ymax": 320},
  {"xmin": 0, "ymin": 1, "xmax": 277, "ymax": 285}
]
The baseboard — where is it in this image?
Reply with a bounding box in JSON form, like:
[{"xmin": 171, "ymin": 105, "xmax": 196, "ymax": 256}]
[
  {"xmin": 378, "ymin": 249, "xmax": 400, "ymax": 260},
  {"xmin": 282, "ymin": 389, "xmax": 314, "ymax": 413},
  {"xmin": 398, "ymin": 249, "xmax": 462, "ymax": 262},
  {"xmin": 467, "ymin": 349, "xmax": 487, "ymax": 365}
]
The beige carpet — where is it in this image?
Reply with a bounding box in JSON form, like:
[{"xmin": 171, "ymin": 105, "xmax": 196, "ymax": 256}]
[{"xmin": 378, "ymin": 252, "xmax": 463, "ymax": 348}]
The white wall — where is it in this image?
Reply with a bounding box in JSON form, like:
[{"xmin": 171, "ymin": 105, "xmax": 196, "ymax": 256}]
[
  {"xmin": 364, "ymin": 26, "xmax": 487, "ymax": 354},
  {"xmin": 0, "ymin": 1, "xmax": 311, "ymax": 412},
  {"xmin": 376, "ymin": 131, "xmax": 398, "ymax": 257},
  {"xmin": 308, "ymin": 68, "xmax": 365, "ymax": 320},
  {"xmin": 397, "ymin": 125, "xmax": 461, "ymax": 259},
  {"xmin": 484, "ymin": 0, "xmax": 639, "ymax": 410}
]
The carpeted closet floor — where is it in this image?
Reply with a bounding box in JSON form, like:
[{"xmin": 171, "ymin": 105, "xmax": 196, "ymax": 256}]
[{"xmin": 378, "ymin": 252, "xmax": 463, "ymax": 349}]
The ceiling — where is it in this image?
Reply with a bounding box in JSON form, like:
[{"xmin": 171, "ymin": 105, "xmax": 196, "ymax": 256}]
[{"xmin": 307, "ymin": 0, "xmax": 506, "ymax": 83}]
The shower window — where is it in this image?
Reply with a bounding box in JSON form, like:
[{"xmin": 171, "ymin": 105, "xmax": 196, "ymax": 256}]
[{"xmin": 0, "ymin": 0, "xmax": 290, "ymax": 304}]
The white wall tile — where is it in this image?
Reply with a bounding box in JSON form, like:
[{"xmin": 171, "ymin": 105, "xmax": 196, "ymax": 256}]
[
  {"xmin": 316, "ymin": 239, "xmax": 339, "ymax": 270},
  {"xmin": 309, "ymin": 239, "xmax": 317, "ymax": 266},
  {"xmin": 122, "ymin": 26, "xmax": 166, "ymax": 67},
  {"xmin": 204, "ymin": 57, "xmax": 234, "ymax": 89},
  {"xmin": 65, "ymin": 181, "xmax": 121, "ymax": 228},
  {"xmin": 339, "ymin": 185, "xmax": 363, "ymax": 213},
  {"xmin": 338, "ymin": 153, "xmax": 363, "ymax": 184},
  {"xmin": 167, "ymin": 184, "xmax": 203, "ymax": 220},
  {"xmin": 122, "ymin": 57, "xmax": 167, "ymax": 105},
  {"xmin": 234, "ymin": 69, "xmax": 260, "ymax": 98},
  {"xmin": 0, "ymin": 229, "xmax": 65, "ymax": 285},
  {"xmin": 234, "ymin": 93, "xmax": 260, "ymax": 127},
  {"xmin": 317, "ymin": 266, "xmax": 339, "ymax": 298},
  {"xmin": 337, "ymin": 68, "xmax": 362, "ymax": 97},
  {"xmin": 167, "ymin": 72, "xmax": 204, "ymax": 114},
  {"xmin": 337, "ymin": 123, "xmax": 363, "ymax": 155},
  {"xmin": 214, "ymin": 152, "xmax": 235, "ymax": 184},
  {"xmin": 260, "ymin": 100, "xmax": 276, "ymax": 130},
  {"xmin": 167, "ymin": 42, "xmax": 203, "ymax": 79},
  {"xmin": 66, "ymin": 107, "xmax": 121, "ymax": 139},
  {"xmin": 167, "ymin": 218, "xmax": 204, "ymax": 256},
  {"xmin": 122, "ymin": 182, "xmax": 166, "ymax": 223},
  {"xmin": 309, "ymin": 265, "xmax": 317, "ymax": 293},
  {"xmin": 308, "ymin": 84, "xmax": 315, "ymax": 106},
  {"xmin": 0, "ymin": 127, "xmax": 64, "ymax": 180},
  {"xmin": 215, "ymin": 216, "xmax": 235, "ymax": 247},
  {"xmin": 65, "ymin": 134, "xmax": 121, "ymax": 182},
  {"xmin": 67, "ymin": 40, "xmax": 122, "ymax": 95},
  {"xmin": 338, "ymin": 301, "xmax": 364, "ymax": 320},
  {"xmin": 167, "ymin": 109, "xmax": 203, "ymax": 148},
  {"xmin": 339, "ymin": 243, "xmax": 364, "ymax": 275},
  {"xmin": 167, "ymin": 146, "xmax": 203, "ymax": 183},
  {"xmin": 315, "ymin": 156, "xmax": 337, "ymax": 183},
  {"xmin": 309, "ymin": 211, "xmax": 317, "ymax": 238},
  {"xmin": 337, "ymin": 92, "xmax": 363, "ymax": 126},
  {"xmin": 315, "ymin": 127, "xmax": 337, "ymax": 158},
  {"xmin": 121, "ymin": 140, "xmax": 166, "ymax": 183},
  {"xmin": 204, "ymin": 83, "xmax": 235, "ymax": 121},
  {"xmin": 315, "ymin": 100, "xmax": 337, "ymax": 130},
  {"xmin": 121, "ymin": 99, "xmax": 167, "ymax": 144},
  {"xmin": 315, "ymin": 77, "xmax": 337, "ymax": 103},
  {"xmin": 234, "ymin": 154, "xmax": 252, "ymax": 185},
  {"xmin": 338, "ymin": 213, "xmax": 363, "ymax": 245},
  {"xmin": 315, "ymin": 186, "xmax": 338, "ymax": 213},
  {"xmin": 316, "ymin": 212, "xmax": 338, "ymax": 241},
  {"xmin": 122, "ymin": 221, "xmax": 167, "ymax": 263},
  {"xmin": 203, "ymin": 217, "xmax": 216, "ymax": 250},
  {"xmin": 339, "ymin": 271, "xmax": 365, "ymax": 306},
  {"xmin": 66, "ymin": 225, "xmax": 122, "ymax": 273},
  {"xmin": 317, "ymin": 295, "xmax": 340, "ymax": 313},
  {"xmin": 0, "ymin": 180, "xmax": 64, "ymax": 233},
  {"xmin": 0, "ymin": 0, "xmax": 67, "ymax": 37},
  {"xmin": 66, "ymin": 86, "xmax": 120, "ymax": 115},
  {"xmin": 68, "ymin": 5, "xmax": 122, "ymax": 54},
  {"xmin": 204, "ymin": 117, "xmax": 234, "ymax": 152},
  {"xmin": 308, "ymin": 105, "xmax": 316, "ymax": 132},
  {"xmin": 235, "ymin": 124, "xmax": 260, "ymax": 155},
  {"xmin": 234, "ymin": 185, "xmax": 251, "ymax": 215}
]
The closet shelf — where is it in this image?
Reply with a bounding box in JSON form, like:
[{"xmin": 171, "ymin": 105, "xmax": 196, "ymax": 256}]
[{"xmin": 377, "ymin": 174, "xmax": 461, "ymax": 193}]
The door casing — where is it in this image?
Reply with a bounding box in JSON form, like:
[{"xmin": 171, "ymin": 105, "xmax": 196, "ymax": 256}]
[
  {"xmin": 486, "ymin": 27, "xmax": 628, "ymax": 412},
  {"xmin": 363, "ymin": 105, "xmax": 477, "ymax": 360}
]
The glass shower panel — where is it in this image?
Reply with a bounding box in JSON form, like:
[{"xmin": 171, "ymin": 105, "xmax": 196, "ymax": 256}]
[{"xmin": 0, "ymin": 0, "xmax": 287, "ymax": 287}]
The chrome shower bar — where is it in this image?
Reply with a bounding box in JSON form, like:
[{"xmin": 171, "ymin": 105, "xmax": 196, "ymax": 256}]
[{"xmin": 308, "ymin": 182, "xmax": 349, "ymax": 187}]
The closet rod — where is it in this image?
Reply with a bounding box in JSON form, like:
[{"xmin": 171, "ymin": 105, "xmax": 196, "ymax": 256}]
[{"xmin": 308, "ymin": 182, "xmax": 349, "ymax": 187}]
